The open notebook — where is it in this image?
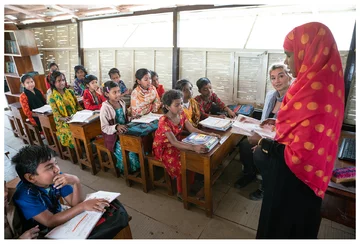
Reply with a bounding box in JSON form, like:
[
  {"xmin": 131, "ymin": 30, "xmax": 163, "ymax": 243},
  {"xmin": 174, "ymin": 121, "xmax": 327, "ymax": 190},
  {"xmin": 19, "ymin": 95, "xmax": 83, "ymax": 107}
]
[
  {"xmin": 67, "ymin": 110, "xmax": 100, "ymax": 123},
  {"xmin": 32, "ymin": 105, "xmax": 52, "ymax": 113}
]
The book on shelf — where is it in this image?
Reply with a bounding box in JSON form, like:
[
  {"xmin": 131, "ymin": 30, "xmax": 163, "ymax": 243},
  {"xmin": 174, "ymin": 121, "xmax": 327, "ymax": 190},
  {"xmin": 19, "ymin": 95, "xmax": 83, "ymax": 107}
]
[
  {"xmin": 45, "ymin": 191, "xmax": 120, "ymax": 239},
  {"xmin": 32, "ymin": 105, "xmax": 52, "ymax": 114},
  {"xmin": 199, "ymin": 117, "xmax": 233, "ymax": 131},
  {"xmin": 131, "ymin": 112, "xmax": 163, "ymax": 124},
  {"xmin": 182, "ymin": 132, "xmax": 219, "ymax": 151},
  {"xmin": 67, "ymin": 110, "xmax": 100, "ymax": 123}
]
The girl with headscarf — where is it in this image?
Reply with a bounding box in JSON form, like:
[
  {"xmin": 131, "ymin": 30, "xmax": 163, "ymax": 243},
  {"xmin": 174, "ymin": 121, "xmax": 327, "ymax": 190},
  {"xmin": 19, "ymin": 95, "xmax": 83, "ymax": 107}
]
[{"xmin": 248, "ymin": 22, "xmax": 345, "ymax": 238}]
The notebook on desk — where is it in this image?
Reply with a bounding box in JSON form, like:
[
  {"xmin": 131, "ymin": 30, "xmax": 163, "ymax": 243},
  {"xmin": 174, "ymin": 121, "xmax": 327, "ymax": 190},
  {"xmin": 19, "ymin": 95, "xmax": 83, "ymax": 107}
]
[{"xmin": 337, "ymin": 138, "xmax": 356, "ymax": 163}]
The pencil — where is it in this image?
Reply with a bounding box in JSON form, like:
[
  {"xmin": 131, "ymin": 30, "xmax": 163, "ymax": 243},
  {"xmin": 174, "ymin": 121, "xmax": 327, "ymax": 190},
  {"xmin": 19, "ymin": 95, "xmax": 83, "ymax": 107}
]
[{"xmin": 72, "ymin": 213, "xmax": 88, "ymax": 232}]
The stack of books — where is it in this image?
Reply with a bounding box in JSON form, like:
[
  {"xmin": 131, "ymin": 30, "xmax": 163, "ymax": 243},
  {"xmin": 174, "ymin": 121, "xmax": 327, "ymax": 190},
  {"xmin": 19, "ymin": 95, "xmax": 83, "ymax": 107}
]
[
  {"xmin": 182, "ymin": 132, "xmax": 219, "ymax": 151},
  {"xmin": 199, "ymin": 117, "xmax": 233, "ymax": 131}
]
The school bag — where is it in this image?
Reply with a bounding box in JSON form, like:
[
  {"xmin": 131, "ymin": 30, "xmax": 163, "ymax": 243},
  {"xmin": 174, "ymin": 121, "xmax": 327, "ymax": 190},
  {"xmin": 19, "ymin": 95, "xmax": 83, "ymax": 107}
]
[{"xmin": 125, "ymin": 120, "xmax": 159, "ymax": 137}]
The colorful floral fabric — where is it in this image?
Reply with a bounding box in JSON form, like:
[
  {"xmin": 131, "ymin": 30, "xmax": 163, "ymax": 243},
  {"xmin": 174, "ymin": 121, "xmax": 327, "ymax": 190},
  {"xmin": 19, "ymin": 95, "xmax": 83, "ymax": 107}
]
[
  {"xmin": 183, "ymin": 98, "xmax": 201, "ymax": 127},
  {"xmin": 195, "ymin": 93, "xmax": 226, "ymax": 119},
  {"xmin": 152, "ymin": 112, "xmax": 187, "ymax": 178},
  {"xmin": 276, "ymin": 22, "xmax": 345, "ymax": 198},
  {"xmin": 130, "ymin": 85, "xmax": 161, "ymax": 117}
]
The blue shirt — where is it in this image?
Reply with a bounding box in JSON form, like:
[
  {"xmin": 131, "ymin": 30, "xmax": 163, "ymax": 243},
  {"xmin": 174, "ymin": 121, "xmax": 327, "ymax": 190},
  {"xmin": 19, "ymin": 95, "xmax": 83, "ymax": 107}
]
[
  {"xmin": 118, "ymin": 80, "xmax": 128, "ymax": 94},
  {"xmin": 13, "ymin": 179, "xmax": 73, "ymax": 229}
]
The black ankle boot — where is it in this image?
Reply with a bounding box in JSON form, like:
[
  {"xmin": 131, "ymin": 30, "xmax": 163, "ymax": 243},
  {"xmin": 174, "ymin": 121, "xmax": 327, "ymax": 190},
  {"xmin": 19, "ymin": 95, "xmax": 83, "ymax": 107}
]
[{"xmin": 234, "ymin": 173, "xmax": 256, "ymax": 189}]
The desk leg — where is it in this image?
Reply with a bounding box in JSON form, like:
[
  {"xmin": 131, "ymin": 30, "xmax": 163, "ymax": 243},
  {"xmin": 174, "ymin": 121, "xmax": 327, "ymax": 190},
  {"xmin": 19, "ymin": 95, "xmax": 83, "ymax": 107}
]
[
  {"xmin": 138, "ymin": 151, "xmax": 148, "ymax": 193},
  {"xmin": 122, "ymin": 148, "xmax": 131, "ymax": 187},
  {"xmin": 181, "ymin": 153, "xmax": 189, "ymax": 210},
  {"xmin": 204, "ymin": 159, "xmax": 212, "ymax": 218},
  {"xmin": 84, "ymin": 139, "xmax": 97, "ymax": 175},
  {"xmin": 73, "ymin": 138, "xmax": 83, "ymax": 168}
]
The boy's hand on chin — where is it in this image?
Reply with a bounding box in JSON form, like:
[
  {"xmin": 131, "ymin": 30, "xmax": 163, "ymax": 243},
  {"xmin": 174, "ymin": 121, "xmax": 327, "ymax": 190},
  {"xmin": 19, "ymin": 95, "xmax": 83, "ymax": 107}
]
[{"xmin": 53, "ymin": 173, "xmax": 80, "ymax": 189}]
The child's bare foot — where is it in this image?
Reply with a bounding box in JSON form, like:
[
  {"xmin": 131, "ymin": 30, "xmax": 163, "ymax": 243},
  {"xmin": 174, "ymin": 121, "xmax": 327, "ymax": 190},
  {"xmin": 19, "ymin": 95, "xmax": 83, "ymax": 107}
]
[
  {"xmin": 177, "ymin": 192, "xmax": 183, "ymax": 201},
  {"xmin": 196, "ymin": 187, "xmax": 205, "ymax": 200}
]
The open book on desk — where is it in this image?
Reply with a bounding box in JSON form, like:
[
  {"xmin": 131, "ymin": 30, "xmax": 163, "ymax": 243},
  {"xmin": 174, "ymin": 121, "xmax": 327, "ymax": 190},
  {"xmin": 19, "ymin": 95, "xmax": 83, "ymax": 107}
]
[
  {"xmin": 45, "ymin": 191, "xmax": 120, "ymax": 239},
  {"xmin": 67, "ymin": 110, "xmax": 100, "ymax": 123},
  {"xmin": 131, "ymin": 112, "xmax": 163, "ymax": 123},
  {"xmin": 32, "ymin": 105, "xmax": 52, "ymax": 114}
]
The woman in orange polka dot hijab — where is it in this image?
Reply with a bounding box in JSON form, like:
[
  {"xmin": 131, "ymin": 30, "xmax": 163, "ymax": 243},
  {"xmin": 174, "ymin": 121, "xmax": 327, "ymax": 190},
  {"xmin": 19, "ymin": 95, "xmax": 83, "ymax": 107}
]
[{"xmin": 251, "ymin": 22, "xmax": 345, "ymax": 238}]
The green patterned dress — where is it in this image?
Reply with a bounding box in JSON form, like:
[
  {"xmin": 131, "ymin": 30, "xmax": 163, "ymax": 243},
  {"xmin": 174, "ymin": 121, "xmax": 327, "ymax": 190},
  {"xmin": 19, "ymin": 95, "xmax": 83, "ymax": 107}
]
[{"xmin": 48, "ymin": 88, "xmax": 83, "ymax": 148}]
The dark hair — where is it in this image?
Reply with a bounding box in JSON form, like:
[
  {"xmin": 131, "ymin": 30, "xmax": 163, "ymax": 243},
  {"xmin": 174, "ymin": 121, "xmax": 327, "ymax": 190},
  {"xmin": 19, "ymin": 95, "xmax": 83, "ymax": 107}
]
[
  {"xmin": 11, "ymin": 145, "xmax": 56, "ymax": 183},
  {"xmin": 133, "ymin": 68, "xmax": 150, "ymax": 89},
  {"xmin": 50, "ymin": 71, "xmax": 66, "ymax": 91},
  {"xmin": 84, "ymin": 74, "xmax": 98, "ymax": 86},
  {"xmin": 108, "ymin": 68, "xmax": 120, "ymax": 78},
  {"xmin": 48, "ymin": 62, "xmax": 58, "ymax": 70},
  {"xmin": 162, "ymin": 89, "xmax": 183, "ymax": 114},
  {"xmin": 175, "ymin": 79, "xmax": 193, "ymax": 91},
  {"xmin": 102, "ymin": 80, "xmax": 119, "ymax": 98},
  {"xmin": 196, "ymin": 77, "xmax": 211, "ymax": 90},
  {"xmin": 20, "ymin": 74, "xmax": 33, "ymax": 84},
  {"xmin": 74, "ymin": 65, "xmax": 87, "ymax": 79},
  {"xmin": 149, "ymin": 70, "xmax": 158, "ymax": 79}
]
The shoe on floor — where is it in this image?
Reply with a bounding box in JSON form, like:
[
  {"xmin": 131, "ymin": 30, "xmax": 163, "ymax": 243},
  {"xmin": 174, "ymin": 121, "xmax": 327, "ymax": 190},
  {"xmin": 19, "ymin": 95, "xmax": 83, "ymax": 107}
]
[
  {"xmin": 249, "ymin": 188, "xmax": 264, "ymax": 201},
  {"xmin": 234, "ymin": 173, "xmax": 256, "ymax": 189}
]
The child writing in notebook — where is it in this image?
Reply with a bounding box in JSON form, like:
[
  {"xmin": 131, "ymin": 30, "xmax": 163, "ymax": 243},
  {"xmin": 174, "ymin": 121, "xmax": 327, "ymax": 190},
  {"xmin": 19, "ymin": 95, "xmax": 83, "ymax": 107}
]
[
  {"xmin": 130, "ymin": 68, "xmax": 161, "ymax": 117},
  {"xmin": 73, "ymin": 65, "xmax": 88, "ymax": 96},
  {"xmin": 175, "ymin": 79, "xmax": 201, "ymax": 128},
  {"xmin": 152, "ymin": 89, "xmax": 220, "ymax": 200},
  {"xmin": 100, "ymin": 81, "xmax": 140, "ymax": 173},
  {"xmin": 150, "ymin": 70, "xmax": 165, "ymax": 98},
  {"xmin": 195, "ymin": 77, "xmax": 236, "ymax": 119},
  {"xmin": 83, "ymin": 74, "xmax": 106, "ymax": 110},
  {"xmin": 108, "ymin": 68, "xmax": 131, "ymax": 96},
  {"xmin": 19, "ymin": 74, "xmax": 46, "ymax": 131}
]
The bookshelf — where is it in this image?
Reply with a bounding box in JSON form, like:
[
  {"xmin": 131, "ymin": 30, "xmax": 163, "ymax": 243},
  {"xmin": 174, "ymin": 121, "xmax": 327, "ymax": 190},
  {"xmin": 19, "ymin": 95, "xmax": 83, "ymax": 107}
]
[{"xmin": 4, "ymin": 24, "xmax": 46, "ymax": 105}]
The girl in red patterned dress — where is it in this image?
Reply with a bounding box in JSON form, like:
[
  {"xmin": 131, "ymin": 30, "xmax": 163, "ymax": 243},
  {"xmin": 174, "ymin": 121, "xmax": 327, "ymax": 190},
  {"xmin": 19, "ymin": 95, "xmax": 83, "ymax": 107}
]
[{"xmin": 152, "ymin": 89, "xmax": 220, "ymax": 200}]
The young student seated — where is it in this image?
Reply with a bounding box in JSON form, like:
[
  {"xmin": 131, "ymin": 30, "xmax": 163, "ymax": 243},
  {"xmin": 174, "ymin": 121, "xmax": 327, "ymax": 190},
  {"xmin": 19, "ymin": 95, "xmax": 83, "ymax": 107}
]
[
  {"xmin": 83, "ymin": 74, "xmax": 106, "ymax": 110},
  {"xmin": 73, "ymin": 65, "xmax": 88, "ymax": 96},
  {"xmin": 152, "ymin": 90, "xmax": 220, "ymax": 200},
  {"xmin": 11, "ymin": 145, "xmax": 129, "ymax": 238},
  {"xmin": 108, "ymin": 68, "xmax": 131, "ymax": 96},
  {"xmin": 5, "ymin": 181, "xmax": 40, "ymax": 239},
  {"xmin": 130, "ymin": 68, "xmax": 161, "ymax": 117},
  {"xmin": 195, "ymin": 77, "xmax": 236, "ymax": 119},
  {"xmin": 48, "ymin": 71, "xmax": 83, "ymax": 149},
  {"xmin": 100, "ymin": 81, "xmax": 140, "ymax": 173},
  {"xmin": 175, "ymin": 79, "xmax": 201, "ymax": 127},
  {"xmin": 19, "ymin": 74, "xmax": 46, "ymax": 131},
  {"xmin": 150, "ymin": 70, "xmax": 165, "ymax": 98},
  {"xmin": 45, "ymin": 62, "xmax": 59, "ymax": 90}
]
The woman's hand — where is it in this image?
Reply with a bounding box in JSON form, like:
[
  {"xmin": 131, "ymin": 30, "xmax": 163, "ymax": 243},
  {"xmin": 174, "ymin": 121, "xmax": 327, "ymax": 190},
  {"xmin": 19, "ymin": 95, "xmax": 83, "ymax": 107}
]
[
  {"xmin": 247, "ymin": 132, "xmax": 262, "ymax": 145},
  {"xmin": 19, "ymin": 225, "xmax": 40, "ymax": 239},
  {"xmin": 116, "ymin": 124, "xmax": 128, "ymax": 134},
  {"xmin": 227, "ymin": 109, "xmax": 236, "ymax": 118},
  {"xmin": 82, "ymin": 198, "xmax": 110, "ymax": 212},
  {"xmin": 193, "ymin": 144, "xmax": 209, "ymax": 154}
]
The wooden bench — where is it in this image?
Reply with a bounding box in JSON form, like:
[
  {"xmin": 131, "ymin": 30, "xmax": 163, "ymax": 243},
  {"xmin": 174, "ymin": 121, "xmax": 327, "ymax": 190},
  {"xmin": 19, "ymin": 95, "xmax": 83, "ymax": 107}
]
[
  {"xmin": 5, "ymin": 110, "xmax": 20, "ymax": 138},
  {"xmin": 93, "ymin": 137, "xmax": 120, "ymax": 177},
  {"xmin": 146, "ymin": 155, "xmax": 175, "ymax": 196}
]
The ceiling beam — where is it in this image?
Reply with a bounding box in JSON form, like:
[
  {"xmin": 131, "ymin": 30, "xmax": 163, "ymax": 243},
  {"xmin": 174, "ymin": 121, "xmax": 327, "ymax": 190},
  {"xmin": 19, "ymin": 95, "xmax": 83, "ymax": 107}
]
[
  {"xmin": 50, "ymin": 5, "xmax": 79, "ymax": 18},
  {"xmin": 5, "ymin": 5, "xmax": 46, "ymax": 20}
]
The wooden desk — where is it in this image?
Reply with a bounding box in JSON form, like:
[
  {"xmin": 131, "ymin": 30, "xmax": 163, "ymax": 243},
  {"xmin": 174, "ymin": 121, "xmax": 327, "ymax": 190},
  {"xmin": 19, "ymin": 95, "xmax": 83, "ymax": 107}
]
[
  {"xmin": 119, "ymin": 133, "xmax": 154, "ymax": 193},
  {"xmin": 321, "ymin": 131, "xmax": 355, "ymax": 228},
  {"xmin": 69, "ymin": 117, "xmax": 101, "ymax": 175},
  {"xmin": 180, "ymin": 129, "xmax": 242, "ymax": 217}
]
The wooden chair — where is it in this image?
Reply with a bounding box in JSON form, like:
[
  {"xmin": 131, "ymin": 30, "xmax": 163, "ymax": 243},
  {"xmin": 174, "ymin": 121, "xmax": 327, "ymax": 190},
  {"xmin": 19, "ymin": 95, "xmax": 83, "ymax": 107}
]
[
  {"xmin": 147, "ymin": 155, "xmax": 175, "ymax": 196},
  {"xmin": 24, "ymin": 121, "xmax": 44, "ymax": 146},
  {"xmin": 93, "ymin": 138, "xmax": 120, "ymax": 177},
  {"xmin": 5, "ymin": 110, "xmax": 20, "ymax": 138},
  {"xmin": 9, "ymin": 103, "xmax": 32, "ymax": 144}
]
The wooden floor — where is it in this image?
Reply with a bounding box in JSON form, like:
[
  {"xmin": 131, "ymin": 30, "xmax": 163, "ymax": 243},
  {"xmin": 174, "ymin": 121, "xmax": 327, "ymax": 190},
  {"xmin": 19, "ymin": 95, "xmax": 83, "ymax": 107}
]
[{"xmin": 3, "ymin": 117, "xmax": 356, "ymax": 239}]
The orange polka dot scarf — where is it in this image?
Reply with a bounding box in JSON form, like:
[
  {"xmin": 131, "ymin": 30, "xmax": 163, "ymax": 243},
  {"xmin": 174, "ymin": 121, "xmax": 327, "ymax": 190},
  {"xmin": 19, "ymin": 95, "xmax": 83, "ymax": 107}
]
[{"xmin": 276, "ymin": 22, "xmax": 345, "ymax": 198}]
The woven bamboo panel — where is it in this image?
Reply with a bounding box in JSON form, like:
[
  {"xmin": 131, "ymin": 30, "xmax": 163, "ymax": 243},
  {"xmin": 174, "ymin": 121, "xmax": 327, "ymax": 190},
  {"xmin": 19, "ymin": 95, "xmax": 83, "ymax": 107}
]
[
  {"xmin": 134, "ymin": 50, "xmax": 154, "ymax": 73},
  {"xmin": 84, "ymin": 50, "xmax": 99, "ymax": 81},
  {"xmin": 155, "ymin": 50, "xmax": 172, "ymax": 90},
  {"xmin": 116, "ymin": 50, "xmax": 133, "ymax": 89},
  {"xmin": 99, "ymin": 50, "xmax": 115, "ymax": 85}
]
